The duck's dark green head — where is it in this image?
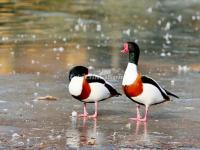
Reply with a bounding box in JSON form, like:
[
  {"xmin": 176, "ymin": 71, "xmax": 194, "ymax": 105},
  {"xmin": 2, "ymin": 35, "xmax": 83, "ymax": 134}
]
[
  {"xmin": 69, "ymin": 66, "xmax": 88, "ymax": 81},
  {"xmin": 121, "ymin": 42, "xmax": 140, "ymax": 65}
]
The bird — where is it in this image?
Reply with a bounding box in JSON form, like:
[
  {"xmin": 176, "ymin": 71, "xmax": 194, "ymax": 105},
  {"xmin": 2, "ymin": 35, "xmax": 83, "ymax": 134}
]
[
  {"xmin": 121, "ymin": 42, "xmax": 179, "ymax": 122},
  {"xmin": 68, "ymin": 66, "xmax": 121, "ymax": 118}
]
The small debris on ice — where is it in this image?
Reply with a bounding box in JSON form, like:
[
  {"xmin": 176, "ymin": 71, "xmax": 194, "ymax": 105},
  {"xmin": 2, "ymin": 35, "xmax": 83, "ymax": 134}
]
[
  {"xmin": 74, "ymin": 24, "xmax": 80, "ymax": 31},
  {"xmin": 158, "ymin": 20, "xmax": 162, "ymax": 25},
  {"xmin": 96, "ymin": 24, "xmax": 101, "ymax": 32},
  {"xmin": 192, "ymin": 16, "xmax": 196, "ymax": 20},
  {"xmin": 89, "ymin": 58, "xmax": 96, "ymax": 62},
  {"xmin": 163, "ymin": 33, "xmax": 172, "ymax": 44},
  {"xmin": 177, "ymin": 15, "xmax": 182, "ymax": 22},
  {"xmin": 36, "ymin": 82, "xmax": 40, "ymax": 87},
  {"xmin": 171, "ymin": 80, "xmax": 175, "ymax": 86},
  {"xmin": 34, "ymin": 92, "xmax": 38, "ymax": 97},
  {"xmin": 185, "ymin": 107, "xmax": 194, "ymax": 110},
  {"xmin": 62, "ymin": 37, "xmax": 67, "ymax": 42},
  {"xmin": 3, "ymin": 109, "xmax": 8, "ymax": 112},
  {"xmin": 160, "ymin": 52, "xmax": 166, "ymax": 57},
  {"xmin": 12, "ymin": 133, "xmax": 20, "ymax": 140},
  {"xmin": 31, "ymin": 60, "xmax": 35, "ymax": 64},
  {"xmin": 71, "ymin": 111, "xmax": 77, "ymax": 117},
  {"xmin": 48, "ymin": 135, "xmax": 54, "ymax": 140},
  {"xmin": 76, "ymin": 44, "xmax": 80, "ymax": 49},
  {"xmin": 56, "ymin": 135, "xmax": 62, "ymax": 139},
  {"xmin": 88, "ymin": 66, "xmax": 94, "ymax": 70},
  {"xmin": 125, "ymin": 123, "xmax": 131, "ymax": 129},
  {"xmin": 32, "ymin": 35, "xmax": 36, "ymax": 39},
  {"xmin": 178, "ymin": 65, "xmax": 190, "ymax": 72},
  {"xmin": 167, "ymin": 52, "xmax": 171, "ymax": 56},
  {"xmin": 123, "ymin": 29, "xmax": 131, "ymax": 36}
]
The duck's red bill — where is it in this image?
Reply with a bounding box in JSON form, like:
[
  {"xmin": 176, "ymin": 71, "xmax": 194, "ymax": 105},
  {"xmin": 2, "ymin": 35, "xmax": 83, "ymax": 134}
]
[{"xmin": 121, "ymin": 43, "xmax": 129, "ymax": 53}]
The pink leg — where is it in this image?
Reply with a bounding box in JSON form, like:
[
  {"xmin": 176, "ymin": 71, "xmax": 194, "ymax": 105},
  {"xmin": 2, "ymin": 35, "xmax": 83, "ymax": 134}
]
[
  {"xmin": 88, "ymin": 101, "xmax": 98, "ymax": 118},
  {"xmin": 129, "ymin": 105, "xmax": 141, "ymax": 121},
  {"xmin": 137, "ymin": 106, "xmax": 149, "ymax": 122},
  {"xmin": 135, "ymin": 121, "xmax": 141, "ymax": 135},
  {"xmin": 79, "ymin": 103, "xmax": 89, "ymax": 117}
]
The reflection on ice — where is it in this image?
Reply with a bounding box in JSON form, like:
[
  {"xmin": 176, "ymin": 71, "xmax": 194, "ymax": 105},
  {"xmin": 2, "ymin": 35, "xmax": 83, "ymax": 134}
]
[
  {"xmin": 0, "ymin": 0, "xmax": 200, "ymax": 149},
  {"xmin": 66, "ymin": 117, "xmax": 104, "ymax": 148}
]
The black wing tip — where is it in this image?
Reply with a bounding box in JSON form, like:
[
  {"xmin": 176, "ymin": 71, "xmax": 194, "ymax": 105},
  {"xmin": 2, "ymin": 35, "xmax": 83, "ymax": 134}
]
[
  {"xmin": 110, "ymin": 91, "xmax": 122, "ymax": 97},
  {"xmin": 104, "ymin": 83, "xmax": 121, "ymax": 97},
  {"xmin": 169, "ymin": 92, "xmax": 179, "ymax": 99},
  {"xmin": 173, "ymin": 95, "xmax": 179, "ymax": 99},
  {"xmin": 115, "ymin": 92, "xmax": 122, "ymax": 97},
  {"xmin": 165, "ymin": 89, "xmax": 179, "ymax": 99}
]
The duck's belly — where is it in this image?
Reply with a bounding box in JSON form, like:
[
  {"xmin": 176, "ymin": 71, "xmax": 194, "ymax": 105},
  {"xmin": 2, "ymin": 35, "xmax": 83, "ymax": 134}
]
[
  {"xmin": 84, "ymin": 83, "xmax": 110, "ymax": 102},
  {"xmin": 131, "ymin": 83, "xmax": 165, "ymax": 106}
]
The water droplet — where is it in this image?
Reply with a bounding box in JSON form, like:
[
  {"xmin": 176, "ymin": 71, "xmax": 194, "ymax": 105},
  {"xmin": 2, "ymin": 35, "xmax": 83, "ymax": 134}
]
[
  {"xmin": 36, "ymin": 82, "xmax": 40, "ymax": 87},
  {"xmin": 160, "ymin": 52, "xmax": 166, "ymax": 57},
  {"xmin": 164, "ymin": 22, "xmax": 171, "ymax": 30},
  {"xmin": 177, "ymin": 15, "xmax": 182, "ymax": 22},
  {"xmin": 96, "ymin": 24, "xmax": 101, "ymax": 31},
  {"xmin": 147, "ymin": 7, "xmax": 153, "ymax": 13}
]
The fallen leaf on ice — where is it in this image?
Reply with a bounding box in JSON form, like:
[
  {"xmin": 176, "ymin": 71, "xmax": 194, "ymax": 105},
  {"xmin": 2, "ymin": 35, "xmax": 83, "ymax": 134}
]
[
  {"xmin": 37, "ymin": 95, "xmax": 58, "ymax": 101},
  {"xmin": 87, "ymin": 138, "xmax": 96, "ymax": 145}
]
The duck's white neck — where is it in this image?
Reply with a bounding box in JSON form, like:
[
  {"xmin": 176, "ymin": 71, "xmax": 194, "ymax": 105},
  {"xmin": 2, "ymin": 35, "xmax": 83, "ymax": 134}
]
[{"xmin": 122, "ymin": 63, "xmax": 138, "ymax": 85}]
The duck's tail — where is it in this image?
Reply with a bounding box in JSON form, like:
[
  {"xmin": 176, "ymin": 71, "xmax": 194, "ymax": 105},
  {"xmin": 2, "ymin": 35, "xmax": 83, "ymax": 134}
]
[{"xmin": 164, "ymin": 89, "xmax": 179, "ymax": 99}]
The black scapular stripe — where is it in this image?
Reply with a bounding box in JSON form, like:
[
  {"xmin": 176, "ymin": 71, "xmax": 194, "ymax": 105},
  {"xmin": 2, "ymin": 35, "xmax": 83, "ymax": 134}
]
[
  {"xmin": 86, "ymin": 75, "xmax": 121, "ymax": 96},
  {"xmin": 141, "ymin": 75, "xmax": 170, "ymax": 100},
  {"xmin": 86, "ymin": 75, "xmax": 105, "ymax": 84}
]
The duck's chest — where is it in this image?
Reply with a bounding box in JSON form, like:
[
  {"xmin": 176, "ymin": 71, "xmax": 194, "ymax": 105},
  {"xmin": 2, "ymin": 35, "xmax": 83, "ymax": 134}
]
[
  {"xmin": 122, "ymin": 74, "xmax": 143, "ymax": 97},
  {"xmin": 69, "ymin": 77, "xmax": 91, "ymax": 100}
]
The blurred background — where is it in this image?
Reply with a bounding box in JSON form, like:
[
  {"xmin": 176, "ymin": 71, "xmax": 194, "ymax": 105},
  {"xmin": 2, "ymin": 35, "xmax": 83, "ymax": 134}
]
[
  {"xmin": 0, "ymin": 0, "xmax": 200, "ymax": 149},
  {"xmin": 1, "ymin": 0, "xmax": 200, "ymax": 75}
]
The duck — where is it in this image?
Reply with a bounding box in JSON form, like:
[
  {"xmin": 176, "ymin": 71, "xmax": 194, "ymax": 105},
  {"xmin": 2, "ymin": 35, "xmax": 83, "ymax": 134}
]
[
  {"xmin": 68, "ymin": 66, "xmax": 121, "ymax": 118},
  {"xmin": 121, "ymin": 42, "xmax": 179, "ymax": 122}
]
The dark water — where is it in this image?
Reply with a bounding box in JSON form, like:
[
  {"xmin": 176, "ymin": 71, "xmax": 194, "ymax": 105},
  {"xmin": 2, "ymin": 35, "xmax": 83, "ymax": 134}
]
[{"xmin": 0, "ymin": 0, "xmax": 200, "ymax": 149}]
